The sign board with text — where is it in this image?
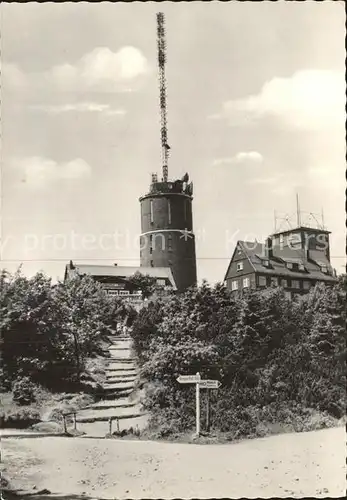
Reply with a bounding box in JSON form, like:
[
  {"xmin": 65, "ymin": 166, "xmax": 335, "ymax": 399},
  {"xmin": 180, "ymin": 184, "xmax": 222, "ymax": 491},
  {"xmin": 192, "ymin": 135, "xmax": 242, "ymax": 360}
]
[
  {"xmin": 198, "ymin": 379, "xmax": 221, "ymax": 389},
  {"xmin": 176, "ymin": 373, "xmax": 221, "ymax": 436},
  {"xmin": 177, "ymin": 374, "xmax": 201, "ymax": 384}
]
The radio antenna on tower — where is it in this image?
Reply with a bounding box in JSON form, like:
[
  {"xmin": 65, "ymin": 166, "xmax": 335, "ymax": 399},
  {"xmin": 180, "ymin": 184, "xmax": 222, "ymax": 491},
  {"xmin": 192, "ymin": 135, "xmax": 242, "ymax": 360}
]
[{"xmin": 157, "ymin": 12, "xmax": 170, "ymax": 182}]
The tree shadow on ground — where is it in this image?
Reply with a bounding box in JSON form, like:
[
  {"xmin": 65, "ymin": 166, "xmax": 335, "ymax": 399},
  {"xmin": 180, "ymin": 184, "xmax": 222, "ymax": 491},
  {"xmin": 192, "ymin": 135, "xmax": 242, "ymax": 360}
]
[{"xmin": 2, "ymin": 492, "xmax": 105, "ymax": 500}]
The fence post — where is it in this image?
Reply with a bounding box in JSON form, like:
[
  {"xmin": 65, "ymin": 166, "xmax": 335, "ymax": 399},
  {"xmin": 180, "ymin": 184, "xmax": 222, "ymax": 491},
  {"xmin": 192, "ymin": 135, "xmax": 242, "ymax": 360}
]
[
  {"xmin": 63, "ymin": 414, "xmax": 67, "ymax": 434},
  {"xmin": 206, "ymin": 389, "xmax": 210, "ymax": 433},
  {"xmin": 73, "ymin": 413, "xmax": 77, "ymax": 431},
  {"xmin": 108, "ymin": 417, "xmax": 112, "ymax": 435},
  {"xmin": 116, "ymin": 418, "xmax": 120, "ymax": 433}
]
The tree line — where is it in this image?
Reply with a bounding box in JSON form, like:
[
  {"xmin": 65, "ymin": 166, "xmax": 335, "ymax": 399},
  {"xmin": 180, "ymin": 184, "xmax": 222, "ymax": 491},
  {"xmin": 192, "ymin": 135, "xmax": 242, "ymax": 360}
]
[{"xmin": 0, "ymin": 268, "xmax": 132, "ymax": 395}]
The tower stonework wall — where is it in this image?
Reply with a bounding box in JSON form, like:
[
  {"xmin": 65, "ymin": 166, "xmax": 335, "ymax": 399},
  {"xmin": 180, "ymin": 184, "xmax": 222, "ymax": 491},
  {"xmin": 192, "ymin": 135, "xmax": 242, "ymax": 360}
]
[{"xmin": 139, "ymin": 179, "xmax": 197, "ymax": 292}]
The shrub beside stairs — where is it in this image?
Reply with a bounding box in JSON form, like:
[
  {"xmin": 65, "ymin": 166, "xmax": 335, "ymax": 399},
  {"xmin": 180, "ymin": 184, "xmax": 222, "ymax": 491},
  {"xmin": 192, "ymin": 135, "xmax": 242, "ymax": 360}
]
[{"xmin": 73, "ymin": 334, "xmax": 148, "ymax": 437}]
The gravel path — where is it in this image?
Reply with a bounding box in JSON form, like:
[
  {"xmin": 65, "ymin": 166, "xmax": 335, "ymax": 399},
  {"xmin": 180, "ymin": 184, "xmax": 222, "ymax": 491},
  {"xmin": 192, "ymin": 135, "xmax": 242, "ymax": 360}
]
[{"xmin": 2, "ymin": 426, "xmax": 345, "ymax": 499}]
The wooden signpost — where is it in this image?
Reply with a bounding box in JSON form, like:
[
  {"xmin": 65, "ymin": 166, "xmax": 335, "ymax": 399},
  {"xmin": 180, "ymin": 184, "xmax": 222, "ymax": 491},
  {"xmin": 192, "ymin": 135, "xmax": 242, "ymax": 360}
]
[{"xmin": 177, "ymin": 373, "xmax": 221, "ymax": 435}]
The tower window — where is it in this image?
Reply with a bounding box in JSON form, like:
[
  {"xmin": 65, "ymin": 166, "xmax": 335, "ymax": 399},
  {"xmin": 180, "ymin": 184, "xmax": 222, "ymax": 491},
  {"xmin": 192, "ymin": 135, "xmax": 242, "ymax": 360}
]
[
  {"xmin": 168, "ymin": 200, "xmax": 171, "ymax": 224},
  {"xmin": 150, "ymin": 260, "xmax": 154, "ymax": 267},
  {"xmin": 150, "ymin": 200, "xmax": 154, "ymax": 223},
  {"xmin": 168, "ymin": 233, "xmax": 173, "ymax": 251},
  {"xmin": 150, "ymin": 234, "xmax": 153, "ymax": 253}
]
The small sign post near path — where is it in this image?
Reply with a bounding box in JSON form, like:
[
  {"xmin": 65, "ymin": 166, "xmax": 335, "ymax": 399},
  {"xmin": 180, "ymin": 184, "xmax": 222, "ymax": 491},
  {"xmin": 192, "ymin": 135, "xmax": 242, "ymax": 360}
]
[{"xmin": 177, "ymin": 373, "xmax": 221, "ymax": 436}]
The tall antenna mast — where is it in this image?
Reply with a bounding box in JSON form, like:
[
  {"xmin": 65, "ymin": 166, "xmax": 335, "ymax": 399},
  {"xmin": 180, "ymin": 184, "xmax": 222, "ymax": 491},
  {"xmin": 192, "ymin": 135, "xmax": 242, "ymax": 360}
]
[{"xmin": 157, "ymin": 12, "xmax": 169, "ymax": 182}]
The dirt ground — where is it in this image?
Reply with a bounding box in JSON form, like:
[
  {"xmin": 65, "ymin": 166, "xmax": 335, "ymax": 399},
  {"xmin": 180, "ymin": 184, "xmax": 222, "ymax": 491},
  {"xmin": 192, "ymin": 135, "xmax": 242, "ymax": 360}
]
[{"xmin": 2, "ymin": 426, "xmax": 345, "ymax": 499}]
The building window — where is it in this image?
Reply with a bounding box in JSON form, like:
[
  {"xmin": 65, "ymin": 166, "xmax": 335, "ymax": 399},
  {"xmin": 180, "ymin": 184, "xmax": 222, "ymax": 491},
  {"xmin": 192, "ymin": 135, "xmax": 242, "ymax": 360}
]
[
  {"xmin": 150, "ymin": 234, "xmax": 153, "ymax": 254},
  {"xmin": 258, "ymin": 276, "xmax": 267, "ymax": 286},
  {"xmin": 279, "ymin": 234, "xmax": 284, "ymax": 246},
  {"xmin": 291, "ymin": 280, "xmax": 300, "ymax": 289},
  {"xmin": 298, "ymin": 263, "xmax": 305, "ymax": 271},
  {"xmin": 150, "ymin": 200, "xmax": 154, "ymax": 223},
  {"xmin": 271, "ymin": 277, "xmax": 278, "ymax": 286},
  {"xmin": 237, "ymin": 262, "xmax": 243, "ymax": 272},
  {"xmin": 284, "ymin": 291, "xmax": 291, "ymax": 300},
  {"xmin": 168, "ymin": 233, "xmax": 173, "ymax": 251},
  {"xmin": 243, "ymin": 277, "xmax": 250, "ymax": 288},
  {"xmin": 157, "ymin": 278, "xmax": 166, "ymax": 286},
  {"xmin": 320, "ymin": 265, "xmax": 328, "ymax": 274},
  {"xmin": 286, "ymin": 262, "xmax": 294, "ymax": 270},
  {"xmin": 168, "ymin": 200, "xmax": 171, "ymax": 224},
  {"xmin": 150, "ymin": 260, "xmax": 154, "ymax": 267},
  {"xmin": 303, "ymin": 281, "xmax": 311, "ymax": 290},
  {"xmin": 231, "ymin": 280, "xmax": 239, "ymax": 291},
  {"xmin": 262, "ymin": 259, "xmax": 270, "ymax": 267},
  {"xmin": 281, "ymin": 279, "xmax": 288, "ymax": 288}
]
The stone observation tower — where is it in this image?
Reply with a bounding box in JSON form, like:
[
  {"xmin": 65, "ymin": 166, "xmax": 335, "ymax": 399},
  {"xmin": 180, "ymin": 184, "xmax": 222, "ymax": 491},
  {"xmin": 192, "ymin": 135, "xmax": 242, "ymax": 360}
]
[
  {"xmin": 139, "ymin": 175, "xmax": 197, "ymax": 292},
  {"xmin": 139, "ymin": 13, "xmax": 197, "ymax": 292}
]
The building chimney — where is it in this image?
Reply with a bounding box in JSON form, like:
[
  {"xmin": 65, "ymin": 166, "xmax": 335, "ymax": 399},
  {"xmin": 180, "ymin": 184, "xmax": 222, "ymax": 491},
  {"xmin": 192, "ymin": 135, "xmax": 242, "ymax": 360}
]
[{"xmin": 265, "ymin": 237, "xmax": 273, "ymax": 259}]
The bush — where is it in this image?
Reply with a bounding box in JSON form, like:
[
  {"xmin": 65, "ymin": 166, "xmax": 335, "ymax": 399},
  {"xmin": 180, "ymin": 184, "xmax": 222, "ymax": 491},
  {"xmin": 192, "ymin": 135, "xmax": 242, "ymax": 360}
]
[
  {"xmin": 12, "ymin": 377, "xmax": 37, "ymax": 405},
  {"xmin": 131, "ymin": 280, "xmax": 346, "ymax": 439},
  {"xmin": 0, "ymin": 406, "xmax": 41, "ymax": 428}
]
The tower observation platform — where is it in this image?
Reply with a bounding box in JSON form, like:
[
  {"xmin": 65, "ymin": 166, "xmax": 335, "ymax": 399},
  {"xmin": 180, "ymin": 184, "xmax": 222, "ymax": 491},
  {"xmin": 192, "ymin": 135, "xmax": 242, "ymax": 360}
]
[{"xmin": 139, "ymin": 174, "xmax": 197, "ymax": 292}]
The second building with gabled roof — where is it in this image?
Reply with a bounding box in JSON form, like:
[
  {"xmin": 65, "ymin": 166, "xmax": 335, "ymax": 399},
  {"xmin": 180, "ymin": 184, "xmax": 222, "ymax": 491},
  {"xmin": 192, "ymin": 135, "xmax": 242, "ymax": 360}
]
[{"xmin": 224, "ymin": 225, "xmax": 337, "ymax": 299}]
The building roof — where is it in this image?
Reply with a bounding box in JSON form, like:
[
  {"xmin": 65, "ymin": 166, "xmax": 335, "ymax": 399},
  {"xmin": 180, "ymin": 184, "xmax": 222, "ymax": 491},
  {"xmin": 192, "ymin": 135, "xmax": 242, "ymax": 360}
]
[
  {"xmin": 65, "ymin": 263, "xmax": 177, "ymax": 289},
  {"xmin": 225, "ymin": 241, "xmax": 337, "ymax": 283},
  {"xmin": 270, "ymin": 225, "xmax": 331, "ymax": 237}
]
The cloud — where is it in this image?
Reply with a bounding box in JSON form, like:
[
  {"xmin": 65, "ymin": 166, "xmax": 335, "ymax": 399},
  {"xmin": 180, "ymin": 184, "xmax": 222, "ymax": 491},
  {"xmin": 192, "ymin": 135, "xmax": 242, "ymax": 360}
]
[
  {"xmin": 2, "ymin": 46, "xmax": 149, "ymax": 93},
  {"xmin": 213, "ymin": 151, "xmax": 263, "ymax": 166},
  {"xmin": 213, "ymin": 70, "xmax": 344, "ymax": 130},
  {"xmin": 29, "ymin": 102, "xmax": 127, "ymax": 116},
  {"xmin": 12, "ymin": 157, "xmax": 92, "ymax": 187}
]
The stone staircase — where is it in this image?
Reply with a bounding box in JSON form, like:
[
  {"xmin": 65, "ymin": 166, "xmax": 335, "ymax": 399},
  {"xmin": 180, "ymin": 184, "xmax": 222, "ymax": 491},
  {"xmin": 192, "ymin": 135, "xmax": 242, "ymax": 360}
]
[{"xmin": 76, "ymin": 335, "xmax": 148, "ymax": 437}]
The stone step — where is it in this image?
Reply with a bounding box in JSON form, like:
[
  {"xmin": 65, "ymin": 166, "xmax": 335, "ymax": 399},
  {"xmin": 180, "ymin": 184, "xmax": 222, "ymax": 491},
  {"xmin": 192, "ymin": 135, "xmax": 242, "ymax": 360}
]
[
  {"xmin": 88, "ymin": 401, "xmax": 137, "ymax": 410},
  {"xmin": 106, "ymin": 371, "xmax": 137, "ymax": 380},
  {"xmin": 104, "ymin": 381, "xmax": 135, "ymax": 391},
  {"xmin": 108, "ymin": 347, "xmax": 130, "ymax": 351},
  {"xmin": 106, "ymin": 368, "xmax": 136, "ymax": 374},
  {"xmin": 105, "ymin": 379, "xmax": 136, "ymax": 386},
  {"xmin": 102, "ymin": 389, "xmax": 133, "ymax": 399},
  {"xmin": 105, "ymin": 357, "xmax": 135, "ymax": 363},
  {"xmin": 107, "ymin": 366, "xmax": 136, "ymax": 374},
  {"xmin": 109, "ymin": 352, "xmax": 133, "ymax": 360}
]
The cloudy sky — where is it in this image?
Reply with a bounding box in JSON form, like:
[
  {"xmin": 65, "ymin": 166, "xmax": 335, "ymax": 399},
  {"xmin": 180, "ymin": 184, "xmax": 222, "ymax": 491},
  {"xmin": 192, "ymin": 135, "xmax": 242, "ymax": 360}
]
[{"xmin": 1, "ymin": 1, "xmax": 345, "ymax": 284}]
